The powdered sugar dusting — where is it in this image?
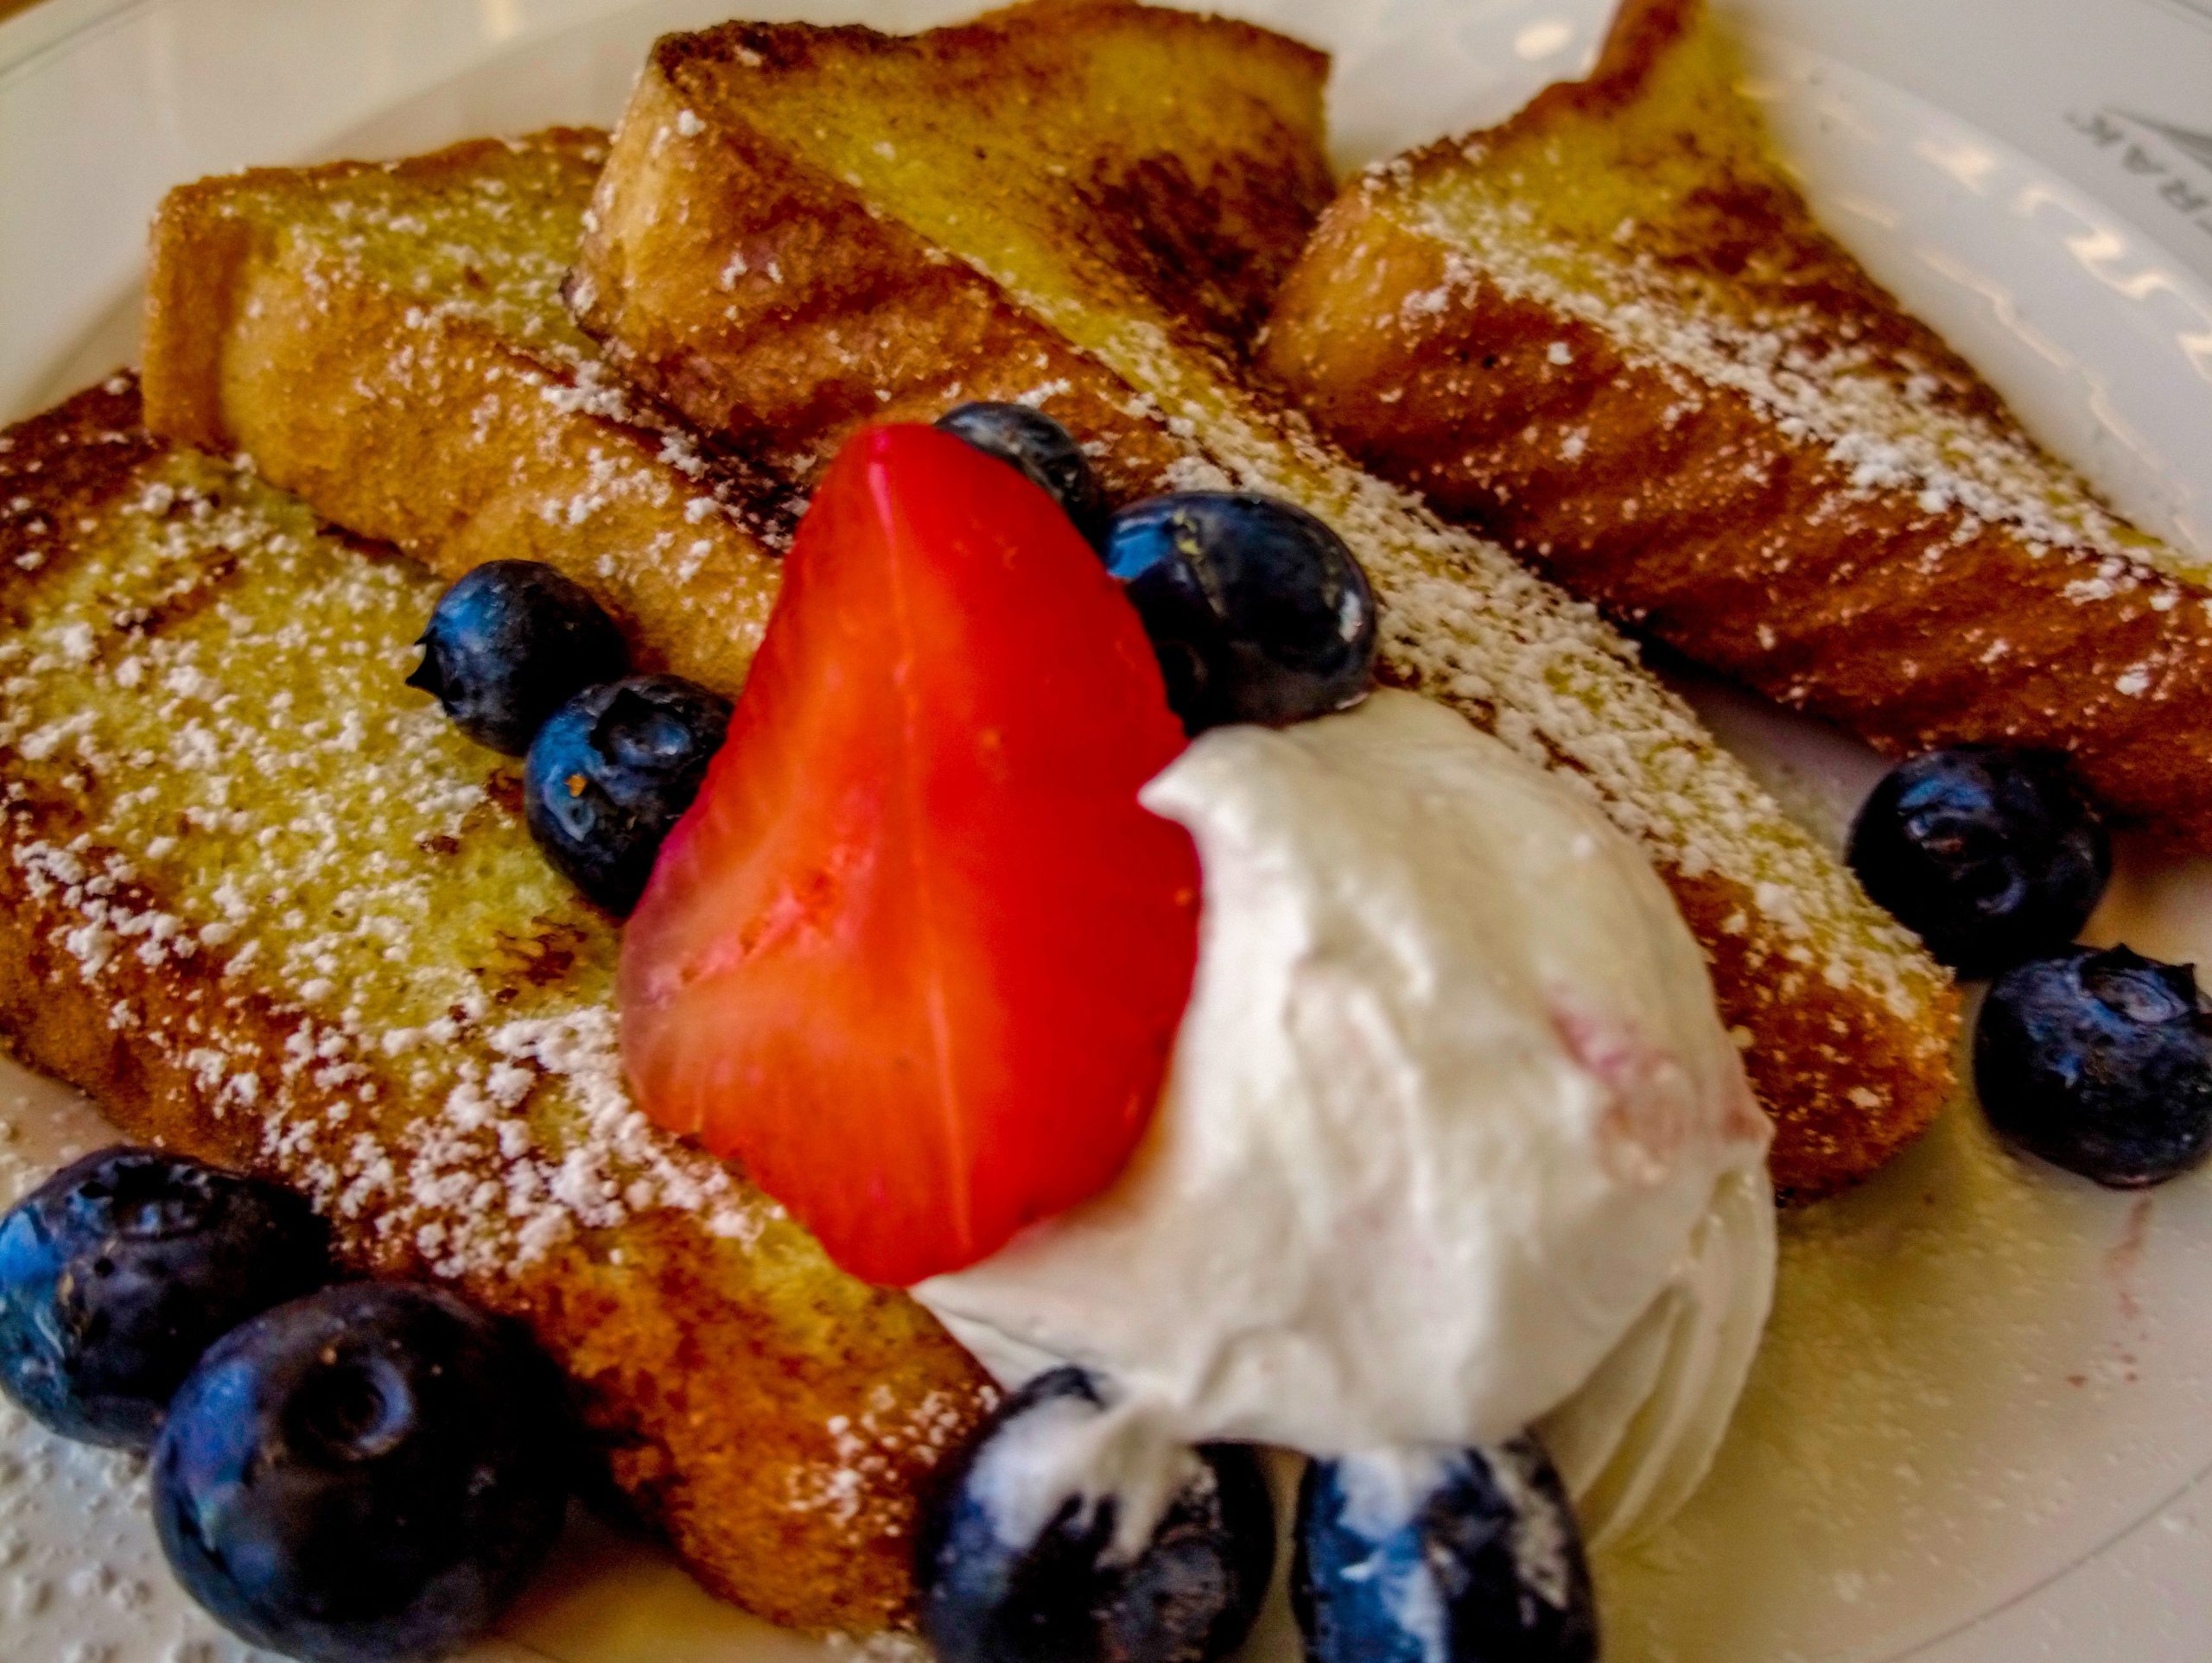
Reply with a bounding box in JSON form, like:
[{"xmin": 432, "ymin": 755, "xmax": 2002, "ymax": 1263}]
[
  {"xmin": 0, "ymin": 435, "xmax": 766, "ymax": 1279},
  {"xmin": 1391, "ymin": 187, "xmax": 2208, "ymax": 595},
  {"xmin": 0, "ymin": 1398, "xmax": 251, "ymax": 1663},
  {"xmin": 785, "ymin": 1383, "xmax": 980, "ymax": 1535},
  {"xmin": 195, "ymin": 132, "xmax": 794, "ymax": 700},
  {"xmin": 1066, "ymin": 305, "xmax": 1941, "ymax": 1026},
  {"xmin": 486, "ymin": 1006, "xmax": 762, "ymax": 1241}
]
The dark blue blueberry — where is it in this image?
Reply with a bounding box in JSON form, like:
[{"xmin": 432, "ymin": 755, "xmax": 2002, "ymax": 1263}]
[
  {"xmin": 937, "ymin": 402, "xmax": 1109, "ymax": 546},
  {"xmin": 1101, "ymin": 492, "xmax": 1376, "ymax": 733},
  {"xmin": 409, "ymin": 561, "xmax": 629, "ymax": 755},
  {"xmin": 1847, "ymin": 746, "xmax": 2109, "ymax": 977},
  {"xmin": 1293, "ymin": 1438, "xmax": 1598, "ymax": 1663},
  {"xmin": 524, "ymin": 673, "xmax": 731, "ymax": 914},
  {"xmin": 153, "ymin": 1281, "xmax": 570, "ymax": 1663},
  {"xmin": 1974, "ymin": 945, "xmax": 2212, "ymax": 1187},
  {"xmin": 0, "ymin": 1147, "xmax": 329, "ymax": 1449},
  {"xmin": 918, "ymin": 1368, "xmax": 1274, "ymax": 1663}
]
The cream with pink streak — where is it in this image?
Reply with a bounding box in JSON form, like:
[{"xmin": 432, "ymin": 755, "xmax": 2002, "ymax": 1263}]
[{"xmin": 917, "ymin": 689, "xmax": 1775, "ymax": 1546}]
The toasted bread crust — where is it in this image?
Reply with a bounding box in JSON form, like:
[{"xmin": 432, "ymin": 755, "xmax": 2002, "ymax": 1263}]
[
  {"xmin": 571, "ymin": 65, "xmax": 1198, "ymax": 502},
  {"xmin": 144, "ymin": 132, "xmax": 789, "ymax": 703},
  {"xmin": 1261, "ymin": 0, "xmax": 2212, "ymax": 846},
  {"xmin": 566, "ymin": 83, "xmax": 1194, "ymax": 497},
  {"xmin": 577, "ymin": 1, "xmax": 1332, "ymax": 494},
  {"xmin": 0, "ymin": 383, "xmax": 990, "ymax": 1634},
  {"xmin": 645, "ymin": 0, "xmax": 1332, "ymax": 357},
  {"xmin": 569, "ymin": 6, "xmax": 1957, "ymax": 1197}
]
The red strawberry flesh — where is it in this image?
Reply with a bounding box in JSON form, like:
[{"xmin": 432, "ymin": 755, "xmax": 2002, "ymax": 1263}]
[{"xmin": 619, "ymin": 424, "xmax": 1200, "ymax": 1285}]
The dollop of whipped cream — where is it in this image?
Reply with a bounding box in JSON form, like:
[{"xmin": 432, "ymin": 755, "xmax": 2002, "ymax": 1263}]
[{"xmin": 915, "ymin": 689, "xmax": 1776, "ymax": 1543}]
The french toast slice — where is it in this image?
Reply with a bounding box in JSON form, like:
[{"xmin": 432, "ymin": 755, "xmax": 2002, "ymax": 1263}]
[
  {"xmin": 1260, "ymin": 0, "xmax": 2212, "ymax": 845},
  {"xmin": 0, "ymin": 378, "xmax": 991, "ymax": 1635},
  {"xmin": 565, "ymin": 1, "xmax": 1959, "ymax": 1198},
  {"xmin": 143, "ymin": 130, "xmax": 791, "ymax": 701},
  {"xmin": 566, "ymin": 0, "xmax": 1335, "ymax": 497},
  {"xmin": 141, "ymin": 14, "xmax": 1331, "ymax": 692}
]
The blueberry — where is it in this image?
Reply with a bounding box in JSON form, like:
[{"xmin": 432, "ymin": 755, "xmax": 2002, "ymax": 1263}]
[
  {"xmin": 409, "ymin": 560, "xmax": 629, "ymax": 755},
  {"xmin": 1847, "ymin": 746, "xmax": 2109, "ymax": 976},
  {"xmin": 524, "ymin": 673, "xmax": 731, "ymax": 913},
  {"xmin": 1101, "ymin": 492, "xmax": 1376, "ymax": 733},
  {"xmin": 1974, "ymin": 945, "xmax": 2212, "ymax": 1187},
  {"xmin": 0, "ymin": 1147, "xmax": 330, "ymax": 1449},
  {"xmin": 937, "ymin": 402, "xmax": 1108, "ymax": 545},
  {"xmin": 1293, "ymin": 1438, "xmax": 1598, "ymax": 1663},
  {"xmin": 153, "ymin": 1281, "xmax": 570, "ymax": 1663},
  {"xmin": 918, "ymin": 1368, "xmax": 1274, "ymax": 1663}
]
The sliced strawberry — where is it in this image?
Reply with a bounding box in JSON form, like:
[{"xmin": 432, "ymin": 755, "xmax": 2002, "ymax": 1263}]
[{"xmin": 619, "ymin": 424, "xmax": 1200, "ymax": 1285}]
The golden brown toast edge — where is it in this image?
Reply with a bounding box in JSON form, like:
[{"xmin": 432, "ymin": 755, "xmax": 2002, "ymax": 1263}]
[
  {"xmin": 1259, "ymin": 0, "xmax": 2212, "ymax": 847},
  {"xmin": 571, "ymin": 0, "xmax": 1335, "ymax": 491},
  {"xmin": 142, "ymin": 130, "xmax": 787, "ymax": 704},
  {"xmin": 929, "ymin": 0, "xmax": 1334, "ymax": 350},
  {"xmin": 0, "ymin": 380, "xmax": 991, "ymax": 1634},
  {"xmin": 566, "ymin": 10, "xmax": 1959, "ymax": 1198}
]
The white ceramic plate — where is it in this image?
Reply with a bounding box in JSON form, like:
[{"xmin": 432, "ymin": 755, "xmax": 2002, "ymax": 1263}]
[{"xmin": 3, "ymin": 1, "xmax": 2212, "ymax": 1660}]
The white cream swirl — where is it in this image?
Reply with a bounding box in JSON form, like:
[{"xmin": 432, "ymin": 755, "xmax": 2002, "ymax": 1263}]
[{"xmin": 917, "ymin": 689, "xmax": 1775, "ymax": 1544}]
